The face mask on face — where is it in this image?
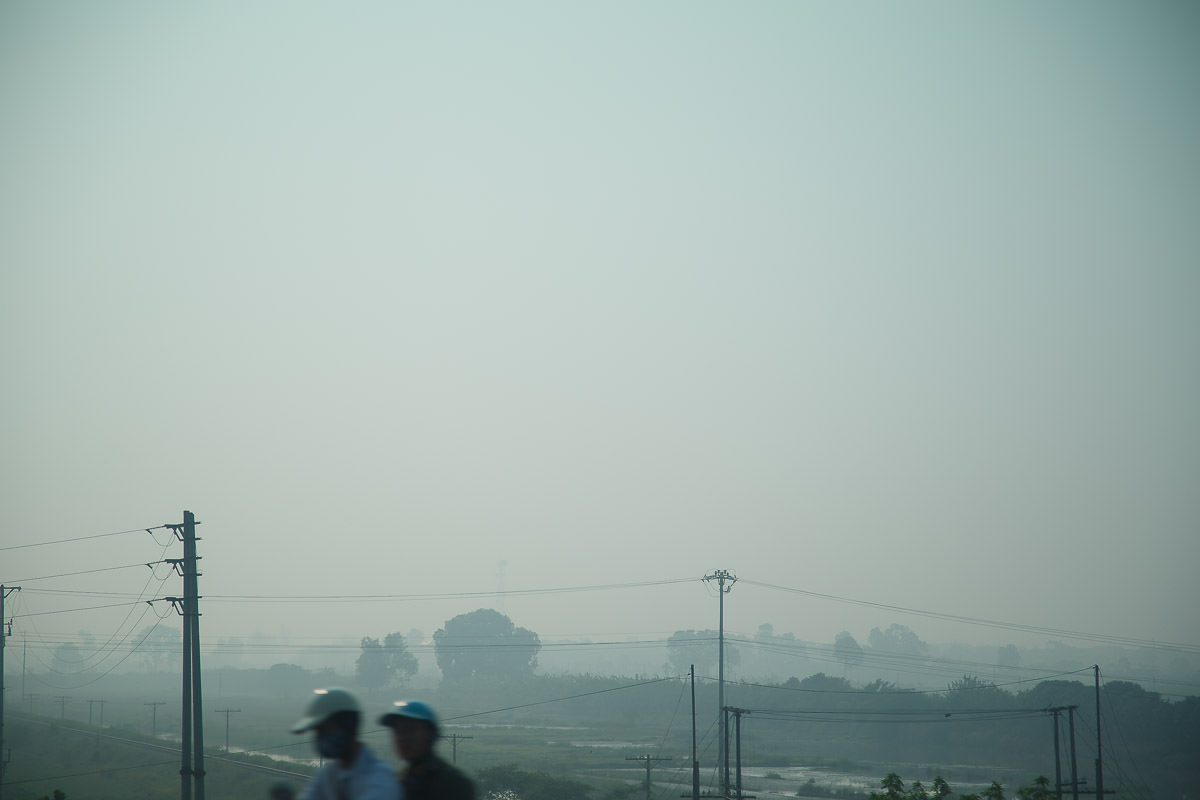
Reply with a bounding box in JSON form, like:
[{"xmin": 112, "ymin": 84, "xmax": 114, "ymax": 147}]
[{"xmin": 316, "ymin": 730, "xmax": 351, "ymax": 760}]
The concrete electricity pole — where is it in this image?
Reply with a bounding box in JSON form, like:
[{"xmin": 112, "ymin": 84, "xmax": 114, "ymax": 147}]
[
  {"xmin": 165, "ymin": 510, "xmax": 207, "ymax": 800},
  {"xmin": 1068, "ymin": 705, "xmax": 1080, "ymax": 800},
  {"xmin": 723, "ymin": 707, "xmax": 749, "ymax": 800},
  {"xmin": 1049, "ymin": 707, "xmax": 1064, "ymax": 800},
  {"xmin": 1094, "ymin": 666, "xmax": 1103, "ymax": 800},
  {"xmin": 690, "ymin": 664, "xmax": 700, "ymax": 800},
  {"xmin": 0, "ymin": 584, "xmax": 22, "ymax": 800},
  {"xmin": 703, "ymin": 570, "xmax": 736, "ymax": 797}
]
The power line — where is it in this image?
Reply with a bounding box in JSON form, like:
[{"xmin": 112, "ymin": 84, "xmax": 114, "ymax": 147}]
[
  {"xmin": 201, "ymin": 577, "xmax": 697, "ymax": 603},
  {"xmin": 740, "ymin": 579, "xmax": 1200, "ymax": 653},
  {"xmin": 735, "ymin": 706, "xmax": 1051, "ymax": 716},
  {"xmin": 749, "ymin": 711, "xmax": 1047, "ymax": 725},
  {"xmin": 20, "ymin": 617, "xmax": 169, "ymax": 690},
  {"xmin": 12, "ymin": 601, "xmax": 152, "ymax": 618},
  {"xmin": 4, "ymin": 561, "xmax": 171, "ymax": 585},
  {"xmin": 702, "ymin": 666, "xmax": 1096, "ymax": 696},
  {"xmin": 444, "ymin": 671, "xmax": 686, "ymax": 724},
  {"xmin": 0, "ymin": 527, "xmax": 171, "ymax": 552},
  {"xmin": 21, "ymin": 547, "xmax": 174, "ymax": 671}
]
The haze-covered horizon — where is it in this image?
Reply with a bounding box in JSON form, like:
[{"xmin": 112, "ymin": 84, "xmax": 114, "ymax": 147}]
[{"xmin": 3, "ymin": 1, "xmax": 1198, "ymax": 688}]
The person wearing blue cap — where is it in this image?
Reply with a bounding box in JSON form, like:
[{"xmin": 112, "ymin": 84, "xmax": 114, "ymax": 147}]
[
  {"xmin": 290, "ymin": 688, "xmax": 401, "ymax": 800},
  {"xmin": 379, "ymin": 700, "xmax": 475, "ymax": 800}
]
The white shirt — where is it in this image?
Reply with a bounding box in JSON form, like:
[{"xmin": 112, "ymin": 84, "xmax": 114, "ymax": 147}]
[{"xmin": 298, "ymin": 743, "xmax": 401, "ymax": 800}]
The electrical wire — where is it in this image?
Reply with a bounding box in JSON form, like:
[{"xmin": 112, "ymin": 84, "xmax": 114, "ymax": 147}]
[
  {"xmin": 654, "ymin": 675, "xmax": 690, "ymax": 752},
  {"xmin": 444, "ymin": 676, "xmax": 679, "ymax": 721},
  {"xmin": 203, "ymin": 577, "xmax": 697, "ymax": 603},
  {"xmin": 4, "ymin": 561, "xmax": 171, "ymax": 585},
  {"xmin": 0, "ymin": 526, "xmax": 171, "ymax": 552},
  {"xmin": 699, "ymin": 667, "xmax": 1095, "ymax": 696},
  {"xmin": 13, "ymin": 600, "xmax": 153, "ymax": 618},
  {"xmin": 734, "ymin": 707, "xmax": 1051, "ymax": 716},
  {"xmin": 36, "ymin": 541, "xmax": 175, "ymax": 669},
  {"xmin": 748, "ymin": 710, "xmax": 1047, "ymax": 725},
  {"xmin": 25, "ymin": 615, "xmax": 170, "ymax": 690},
  {"xmin": 24, "ymin": 603, "xmax": 156, "ymax": 675},
  {"xmin": 727, "ymin": 636, "xmax": 1105, "ymax": 689},
  {"xmin": 740, "ymin": 579, "xmax": 1200, "ymax": 654}
]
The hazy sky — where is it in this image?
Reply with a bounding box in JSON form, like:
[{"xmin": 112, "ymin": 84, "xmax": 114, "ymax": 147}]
[{"xmin": 3, "ymin": 2, "xmax": 1198, "ymax": 669}]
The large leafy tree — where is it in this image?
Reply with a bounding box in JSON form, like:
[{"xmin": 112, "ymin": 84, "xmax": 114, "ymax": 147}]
[
  {"xmin": 867, "ymin": 624, "xmax": 928, "ymax": 657},
  {"xmin": 433, "ymin": 609, "xmax": 540, "ymax": 681},
  {"xmin": 356, "ymin": 632, "xmax": 418, "ymax": 693},
  {"xmin": 946, "ymin": 674, "xmax": 1006, "ymax": 703}
]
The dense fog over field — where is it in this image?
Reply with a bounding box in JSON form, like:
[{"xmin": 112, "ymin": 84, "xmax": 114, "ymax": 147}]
[{"xmin": 3, "ymin": 0, "xmax": 1198, "ymax": 703}]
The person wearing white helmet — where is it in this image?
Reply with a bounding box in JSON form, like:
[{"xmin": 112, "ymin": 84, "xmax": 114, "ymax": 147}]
[
  {"xmin": 379, "ymin": 700, "xmax": 475, "ymax": 800},
  {"xmin": 290, "ymin": 687, "xmax": 401, "ymax": 800}
]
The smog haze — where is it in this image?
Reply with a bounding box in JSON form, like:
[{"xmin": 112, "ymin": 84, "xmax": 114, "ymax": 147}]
[{"xmin": 2, "ymin": 1, "xmax": 1198, "ymax": 675}]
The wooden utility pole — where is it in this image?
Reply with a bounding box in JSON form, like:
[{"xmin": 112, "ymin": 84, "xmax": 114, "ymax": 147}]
[{"xmin": 626, "ymin": 754, "xmax": 673, "ymax": 800}]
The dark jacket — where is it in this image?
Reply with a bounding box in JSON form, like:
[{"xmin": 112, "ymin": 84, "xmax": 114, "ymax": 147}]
[{"xmin": 401, "ymin": 753, "xmax": 476, "ymax": 800}]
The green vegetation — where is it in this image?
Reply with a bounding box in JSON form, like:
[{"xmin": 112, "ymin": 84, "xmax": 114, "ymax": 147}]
[
  {"xmin": 867, "ymin": 773, "xmax": 1055, "ymax": 800},
  {"xmin": 356, "ymin": 632, "xmax": 419, "ymax": 694},
  {"xmin": 8, "ymin": 612, "xmax": 1195, "ymax": 800},
  {"xmin": 4, "ymin": 716, "xmax": 313, "ymax": 800},
  {"xmin": 435, "ymin": 610, "xmax": 542, "ymax": 681},
  {"xmin": 6, "ymin": 670, "xmax": 1193, "ymax": 800}
]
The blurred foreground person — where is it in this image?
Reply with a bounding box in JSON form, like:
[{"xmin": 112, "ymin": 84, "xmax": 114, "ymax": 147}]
[
  {"xmin": 380, "ymin": 701, "xmax": 475, "ymax": 800},
  {"xmin": 291, "ymin": 688, "xmax": 401, "ymax": 800}
]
